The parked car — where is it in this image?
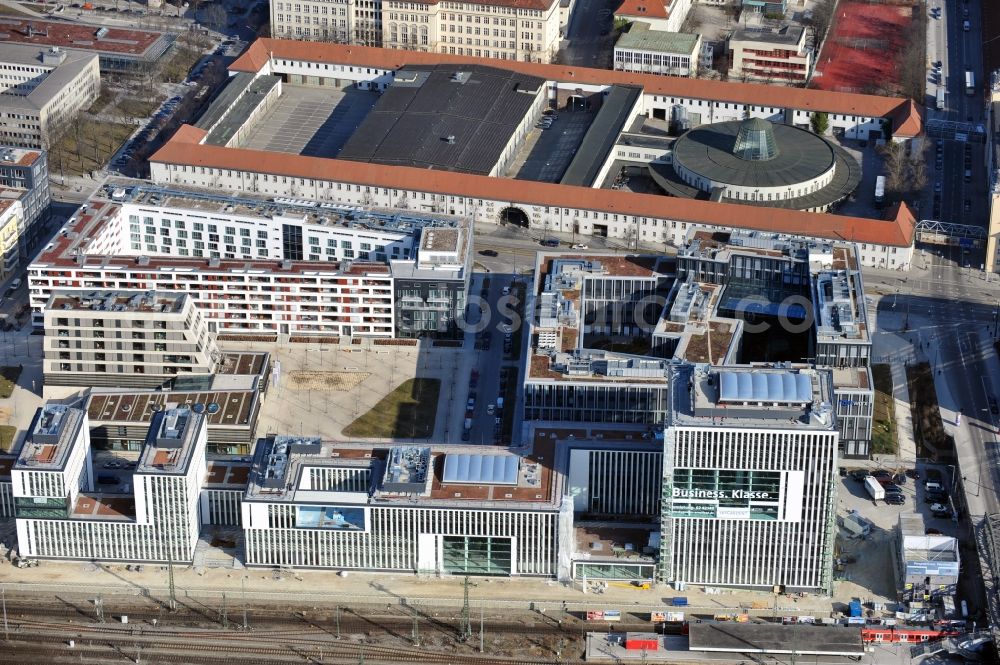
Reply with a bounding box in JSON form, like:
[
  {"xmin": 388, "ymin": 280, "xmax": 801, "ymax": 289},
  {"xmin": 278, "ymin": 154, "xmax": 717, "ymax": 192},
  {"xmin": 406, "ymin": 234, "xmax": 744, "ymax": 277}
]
[
  {"xmin": 571, "ymin": 243, "xmax": 589, "ymax": 250},
  {"xmin": 848, "ymin": 469, "xmax": 869, "ymax": 481},
  {"xmin": 872, "ymin": 470, "xmax": 892, "ymax": 481},
  {"xmin": 931, "ymin": 505, "xmax": 952, "ymax": 519},
  {"xmin": 479, "ymin": 249, "xmax": 498, "ymax": 257},
  {"xmin": 892, "ymin": 473, "xmax": 907, "ymax": 485},
  {"xmin": 882, "ymin": 483, "xmax": 904, "ymax": 494},
  {"xmin": 925, "ymin": 491, "xmax": 948, "ymax": 504},
  {"xmin": 885, "ymin": 493, "xmax": 906, "ymax": 505},
  {"xmin": 925, "ymin": 481, "xmax": 945, "ymax": 493}
]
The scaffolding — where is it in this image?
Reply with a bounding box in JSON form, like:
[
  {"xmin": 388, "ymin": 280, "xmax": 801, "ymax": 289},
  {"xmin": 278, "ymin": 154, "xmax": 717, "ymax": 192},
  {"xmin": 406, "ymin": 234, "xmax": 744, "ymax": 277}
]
[
  {"xmin": 973, "ymin": 515, "xmax": 1000, "ymax": 649},
  {"xmin": 655, "ymin": 428, "xmax": 675, "ymax": 585}
]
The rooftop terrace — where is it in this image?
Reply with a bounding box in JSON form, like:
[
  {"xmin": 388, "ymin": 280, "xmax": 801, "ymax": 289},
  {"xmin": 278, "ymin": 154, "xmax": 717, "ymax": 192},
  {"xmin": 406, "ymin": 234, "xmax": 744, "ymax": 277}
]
[
  {"xmin": 136, "ymin": 408, "xmax": 204, "ymax": 475},
  {"xmin": 47, "ymin": 290, "xmax": 187, "ymax": 314},
  {"xmin": 0, "ymin": 18, "xmax": 165, "ymax": 56},
  {"xmin": 15, "ymin": 405, "xmax": 85, "ymax": 472}
]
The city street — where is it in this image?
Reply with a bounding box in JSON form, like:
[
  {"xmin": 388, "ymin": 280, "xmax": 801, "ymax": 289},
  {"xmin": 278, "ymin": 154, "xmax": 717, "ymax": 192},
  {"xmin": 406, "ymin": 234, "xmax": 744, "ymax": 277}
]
[
  {"xmin": 925, "ymin": 0, "xmax": 986, "ymax": 230},
  {"xmin": 558, "ymin": 0, "xmax": 614, "ymax": 67}
]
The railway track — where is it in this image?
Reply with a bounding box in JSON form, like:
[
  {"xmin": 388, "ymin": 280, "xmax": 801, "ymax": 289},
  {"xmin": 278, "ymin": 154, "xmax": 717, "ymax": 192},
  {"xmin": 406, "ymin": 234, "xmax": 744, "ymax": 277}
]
[
  {"xmin": 1, "ymin": 598, "xmax": 657, "ymax": 636},
  {"xmin": 3, "ymin": 618, "xmax": 567, "ymax": 665}
]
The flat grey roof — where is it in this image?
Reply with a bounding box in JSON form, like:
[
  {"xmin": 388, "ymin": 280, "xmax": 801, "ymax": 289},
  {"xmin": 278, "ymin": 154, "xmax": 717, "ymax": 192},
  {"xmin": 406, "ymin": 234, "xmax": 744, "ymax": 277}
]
[
  {"xmin": 339, "ymin": 64, "xmax": 545, "ymax": 175},
  {"xmin": 205, "ymin": 75, "xmax": 281, "ymax": 145},
  {"xmin": 615, "ymin": 23, "xmax": 700, "ymax": 55},
  {"xmin": 561, "ymin": 85, "xmax": 641, "ymax": 186},
  {"xmin": 687, "ymin": 623, "xmax": 864, "ymax": 656},
  {"xmin": 731, "ymin": 24, "xmax": 804, "ymax": 46},
  {"xmin": 196, "ymin": 71, "xmax": 256, "ymax": 133},
  {"xmin": 0, "ymin": 42, "xmax": 97, "ymax": 111}
]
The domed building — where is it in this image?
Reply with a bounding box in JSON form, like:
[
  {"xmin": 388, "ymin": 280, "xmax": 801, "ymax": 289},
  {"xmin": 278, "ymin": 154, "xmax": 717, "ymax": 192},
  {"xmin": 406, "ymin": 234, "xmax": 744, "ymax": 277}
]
[{"xmin": 649, "ymin": 117, "xmax": 862, "ymax": 212}]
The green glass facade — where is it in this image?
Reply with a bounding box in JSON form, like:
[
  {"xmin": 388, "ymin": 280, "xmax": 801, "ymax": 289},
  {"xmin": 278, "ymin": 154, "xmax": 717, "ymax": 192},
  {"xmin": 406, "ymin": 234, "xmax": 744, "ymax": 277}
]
[{"xmin": 441, "ymin": 536, "xmax": 512, "ymax": 576}]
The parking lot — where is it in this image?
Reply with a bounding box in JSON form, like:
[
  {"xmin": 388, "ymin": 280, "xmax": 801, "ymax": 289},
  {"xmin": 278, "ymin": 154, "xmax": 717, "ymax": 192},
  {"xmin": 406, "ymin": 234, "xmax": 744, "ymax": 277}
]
[
  {"xmin": 239, "ymin": 86, "xmax": 378, "ymax": 157},
  {"xmin": 835, "ymin": 462, "xmax": 959, "ymax": 601}
]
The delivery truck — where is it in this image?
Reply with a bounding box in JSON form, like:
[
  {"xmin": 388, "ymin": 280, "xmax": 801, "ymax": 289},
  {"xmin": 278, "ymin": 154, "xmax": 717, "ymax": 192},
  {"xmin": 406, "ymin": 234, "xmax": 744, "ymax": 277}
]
[{"xmin": 865, "ymin": 475, "xmax": 885, "ymax": 501}]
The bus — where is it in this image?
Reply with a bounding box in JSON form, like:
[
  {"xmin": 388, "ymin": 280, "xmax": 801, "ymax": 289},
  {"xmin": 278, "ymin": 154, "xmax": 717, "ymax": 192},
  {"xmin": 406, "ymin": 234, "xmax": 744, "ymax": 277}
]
[
  {"xmin": 936, "ymin": 87, "xmax": 945, "ymax": 110},
  {"xmin": 966, "ymin": 71, "xmax": 975, "ymax": 96},
  {"xmin": 874, "ymin": 175, "xmax": 886, "ymax": 206}
]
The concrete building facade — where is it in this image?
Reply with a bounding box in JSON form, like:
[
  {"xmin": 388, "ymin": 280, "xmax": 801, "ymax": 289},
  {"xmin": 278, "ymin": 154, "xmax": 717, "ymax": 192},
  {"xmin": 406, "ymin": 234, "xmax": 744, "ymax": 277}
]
[
  {"xmin": 0, "ymin": 44, "xmax": 100, "ymax": 149},
  {"xmin": 271, "ymin": 0, "xmax": 561, "ymax": 62},
  {"xmin": 728, "ymin": 25, "xmax": 812, "ymax": 84},
  {"xmin": 613, "ymin": 23, "xmax": 702, "ymax": 77}
]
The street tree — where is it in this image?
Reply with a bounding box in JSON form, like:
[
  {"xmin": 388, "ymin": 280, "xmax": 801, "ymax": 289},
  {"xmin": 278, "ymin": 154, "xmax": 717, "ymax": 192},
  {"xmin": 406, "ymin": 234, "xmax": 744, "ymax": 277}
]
[
  {"xmin": 203, "ymin": 3, "xmax": 227, "ymax": 30},
  {"xmin": 810, "ymin": 111, "xmax": 829, "ymax": 135}
]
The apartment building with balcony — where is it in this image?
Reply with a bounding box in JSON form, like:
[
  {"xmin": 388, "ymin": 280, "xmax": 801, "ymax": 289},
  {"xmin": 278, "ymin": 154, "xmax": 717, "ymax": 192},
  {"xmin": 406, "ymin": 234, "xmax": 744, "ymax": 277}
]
[
  {"xmin": 0, "ymin": 146, "xmax": 50, "ymax": 258},
  {"xmin": 0, "ymin": 198, "xmax": 21, "ymax": 279},
  {"xmin": 29, "ymin": 184, "xmax": 471, "ymax": 340},
  {"xmin": 43, "ymin": 290, "xmax": 220, "ymax": 389},
  {"xmin": 727, "ymin": 25, "xmax": 811, "ymax": 84}
]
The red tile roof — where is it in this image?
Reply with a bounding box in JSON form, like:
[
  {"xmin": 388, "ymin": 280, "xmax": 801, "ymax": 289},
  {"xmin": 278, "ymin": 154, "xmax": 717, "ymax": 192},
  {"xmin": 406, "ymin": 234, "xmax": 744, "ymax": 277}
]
[
  {"xmin": 388, "ymin": 0, "xmax": 554, "ymax": 8},
  {"xmin": 231, "ymin": 39, "xmax": 921, "ymax": 137},
  {"xmin": 152, "ymin": 123, "xmax": 916, "ymax": 248},
  {"xmin": 616, "ymin": 0, "xmax": 670, "ymax": 20},
  {"xmin": 0, "ymin": 18, "xmax": 163, "ymax": 55}
]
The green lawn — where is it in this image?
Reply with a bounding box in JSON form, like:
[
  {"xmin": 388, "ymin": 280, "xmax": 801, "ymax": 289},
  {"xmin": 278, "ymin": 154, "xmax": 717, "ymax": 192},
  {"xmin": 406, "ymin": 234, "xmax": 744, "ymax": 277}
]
[
  {"xmin": 0, "ymin": 366, "xmax": 22, "ymax": 399},
  {"xmin": 871, "ymin": 364, "xmax": 896, "ymax": 455},
  {"xmin": 0, "ymin": 425, "xmax": 15, "ymax": 453},
  {"xmin": 344, "ymin": 378, "xmax": 440, "ymax": 439}
]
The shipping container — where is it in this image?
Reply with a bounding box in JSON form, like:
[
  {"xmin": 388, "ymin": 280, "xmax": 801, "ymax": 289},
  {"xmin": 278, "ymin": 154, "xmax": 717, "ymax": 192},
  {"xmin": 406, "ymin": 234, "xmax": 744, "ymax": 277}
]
[
  {"xmin": 625, "ymin": 638, "xmax": 659, "ymax": 651},
  {"xmin": 672, "ymin": 597, "xmax": 688, "ymax": 606},
  {"xmin": 849, "ymin": 599, "xmax": 863, "ymax": 618}
]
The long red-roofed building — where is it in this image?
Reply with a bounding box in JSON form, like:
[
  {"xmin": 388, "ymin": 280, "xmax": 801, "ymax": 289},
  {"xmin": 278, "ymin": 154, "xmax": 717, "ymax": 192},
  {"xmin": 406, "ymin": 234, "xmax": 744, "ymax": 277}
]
[{"xmin": 148, "ymin": 39, "xmax": 919, "ymax": 270}]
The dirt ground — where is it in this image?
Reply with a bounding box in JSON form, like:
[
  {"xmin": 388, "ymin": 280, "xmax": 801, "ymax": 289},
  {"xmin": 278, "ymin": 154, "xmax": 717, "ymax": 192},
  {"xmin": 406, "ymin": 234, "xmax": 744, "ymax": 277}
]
[{"xmin": 286, "ymin": 371, "xmax": 371, "ymax": 391}]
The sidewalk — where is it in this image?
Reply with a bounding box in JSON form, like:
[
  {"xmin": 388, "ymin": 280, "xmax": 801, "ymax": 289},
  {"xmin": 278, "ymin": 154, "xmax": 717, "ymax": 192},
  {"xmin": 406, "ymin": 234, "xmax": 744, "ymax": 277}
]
[{"xmin": 869, "ymin": 300, "xmax": 918, "ymax": 465}]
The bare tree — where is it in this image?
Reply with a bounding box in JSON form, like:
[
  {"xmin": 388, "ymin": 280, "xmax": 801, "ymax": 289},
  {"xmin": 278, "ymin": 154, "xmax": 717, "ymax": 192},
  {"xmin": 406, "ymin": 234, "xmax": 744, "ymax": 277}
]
[
  {"xmin": 878, "ymin": 142, "xmax": 927, "ymax": 203},
  {"xmin": 899, "ymin": 4, "xmax": 928, "ymax": 102}
]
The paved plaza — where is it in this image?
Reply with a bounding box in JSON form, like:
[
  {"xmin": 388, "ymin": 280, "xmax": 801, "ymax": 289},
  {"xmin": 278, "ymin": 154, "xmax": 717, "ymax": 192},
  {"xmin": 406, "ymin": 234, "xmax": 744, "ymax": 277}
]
[{"xmin": 225, "ymin": 339, "xmax": 470, "ymax": 443}]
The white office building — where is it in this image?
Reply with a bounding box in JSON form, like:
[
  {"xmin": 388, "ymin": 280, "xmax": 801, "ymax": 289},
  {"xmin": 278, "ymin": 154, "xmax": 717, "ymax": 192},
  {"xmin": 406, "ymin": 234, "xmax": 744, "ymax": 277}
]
[
  {"xmin": 15, "ymin": 405, "xmax": 208, "ymax": 563},
  {"xmin": 659, "ymin": 365, "xmax": 839, "ymax": 592},
  {"xmin": 241, "ymin": 437, "xmax": 563, "ymax": 575}
]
